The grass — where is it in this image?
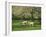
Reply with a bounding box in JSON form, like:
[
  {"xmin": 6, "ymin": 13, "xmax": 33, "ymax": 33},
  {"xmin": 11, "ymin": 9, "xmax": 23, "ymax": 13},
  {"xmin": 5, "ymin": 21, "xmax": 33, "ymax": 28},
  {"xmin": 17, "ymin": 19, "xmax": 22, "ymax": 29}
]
[{"xmin": 12, "ymin": 20, "xmax": 41, "ymax": 31}]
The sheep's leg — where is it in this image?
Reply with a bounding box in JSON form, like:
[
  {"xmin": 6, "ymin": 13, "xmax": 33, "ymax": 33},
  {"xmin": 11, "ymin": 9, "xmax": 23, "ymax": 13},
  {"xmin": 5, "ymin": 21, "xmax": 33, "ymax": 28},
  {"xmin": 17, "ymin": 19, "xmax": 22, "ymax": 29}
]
[{"xmin": 32, "ymin": 24, "xmax": 34, "ymax": 26}]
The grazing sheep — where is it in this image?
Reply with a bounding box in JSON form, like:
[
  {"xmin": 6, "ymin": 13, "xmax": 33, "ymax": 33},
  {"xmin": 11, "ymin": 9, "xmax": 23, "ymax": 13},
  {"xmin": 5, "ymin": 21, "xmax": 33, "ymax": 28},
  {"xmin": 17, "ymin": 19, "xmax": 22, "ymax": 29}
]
[
  {"xmin": 28, "ymin": 22, "xmax": 34, "ymax": 26},
  {"xmin": 22, "ymin": 21, "xmax": 27, "ymax": 25}
]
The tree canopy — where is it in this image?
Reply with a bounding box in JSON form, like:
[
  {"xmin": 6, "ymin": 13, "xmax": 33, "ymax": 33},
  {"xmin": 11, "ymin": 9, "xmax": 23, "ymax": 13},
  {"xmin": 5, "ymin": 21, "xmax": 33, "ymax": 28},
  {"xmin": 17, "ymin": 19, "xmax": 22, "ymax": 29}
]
[{"xmin": 12, "ymin": 6, "xmax": 41, "ymax": 20}]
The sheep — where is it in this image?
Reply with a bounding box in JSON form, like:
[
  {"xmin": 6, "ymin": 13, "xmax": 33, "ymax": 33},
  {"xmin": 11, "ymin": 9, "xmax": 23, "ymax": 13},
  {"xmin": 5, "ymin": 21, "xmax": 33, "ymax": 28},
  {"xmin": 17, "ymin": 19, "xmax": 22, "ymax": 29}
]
[
  {"xmin": 22, "ymin": 21, "xmax": 27, "ymax": 25},
  {"xmin": 28, "ymin": 22, "xmax": 34, "ymax": 26}
]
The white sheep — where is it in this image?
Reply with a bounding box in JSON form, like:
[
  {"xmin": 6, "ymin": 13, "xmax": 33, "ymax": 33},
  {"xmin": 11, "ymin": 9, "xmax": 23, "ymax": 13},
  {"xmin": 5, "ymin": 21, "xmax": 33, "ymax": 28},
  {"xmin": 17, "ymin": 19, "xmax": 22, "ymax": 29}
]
[
  {"xmin": 22, "ymin": 21, "xmax": 27, "ymax": 25},
  {"xmin": 28, "ymin": 22, "xmax": 34, "ymax": 26}
]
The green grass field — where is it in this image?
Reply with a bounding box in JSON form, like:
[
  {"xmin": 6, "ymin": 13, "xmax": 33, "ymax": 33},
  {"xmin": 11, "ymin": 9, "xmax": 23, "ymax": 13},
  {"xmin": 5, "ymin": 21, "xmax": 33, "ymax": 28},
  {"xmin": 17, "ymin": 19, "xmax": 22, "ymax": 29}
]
[{"xmin": 12, "ymin": 20, "xmax": 41, "ymax": 31}]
